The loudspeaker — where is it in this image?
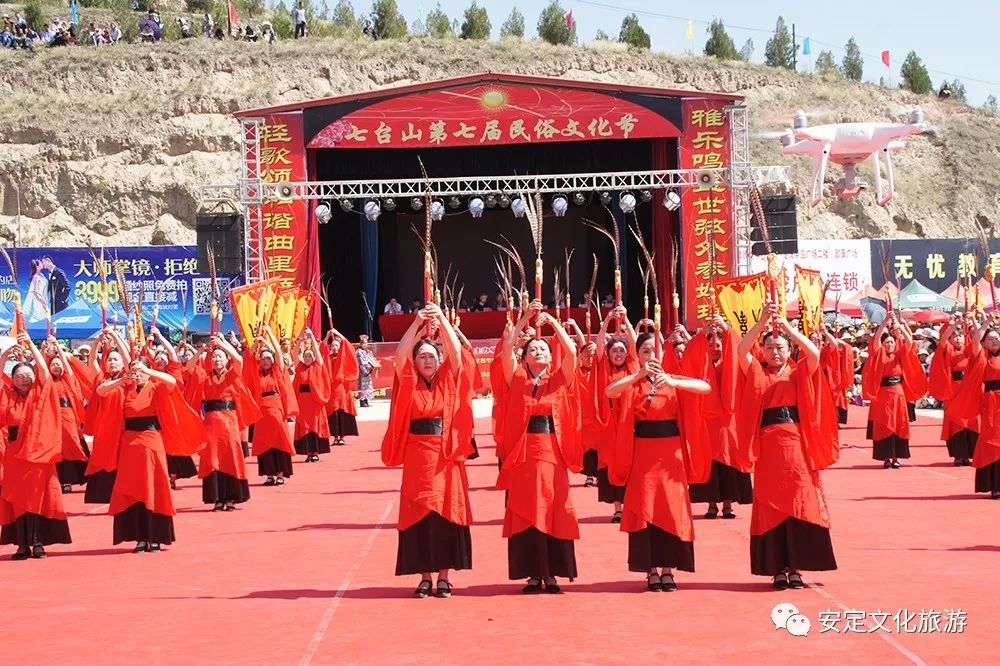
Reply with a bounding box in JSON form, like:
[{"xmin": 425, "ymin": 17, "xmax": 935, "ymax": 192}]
[
  {"xmin": 750, "ymin": 194, "xmax": 798, "ymax": 256},
  {"xmin": 196, "ymin": 211, "xmax": 244, "ymax": 274}
]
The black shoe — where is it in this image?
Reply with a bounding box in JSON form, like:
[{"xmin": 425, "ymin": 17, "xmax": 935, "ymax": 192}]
[
  {"xmin": 435, "ymin": 579, "xmax": 453, "ymax": 598},
  {"xmin": 12, "ymin": 547, "xmax": 31, "ymax": 561},
  {"xmin": 133, "ymin": 542, "xmax": 148, "ymax": 553},
  {"xmin": 224, "ymin": 501, "xmax": 236, "ymax": 512},
  {"xmin": 660, "ymin": 573, "xmax": 677, "ymax": 592},
  {"xmin": 953, "ymin": 458, "xmax": 963, "ymax": 467},
  {"xmin": 722, "ymin": 508, "xmax": 736, "ymax": 519},
  {"xmin": 964, "ymin": 458, "xmax": 973, "ymax": 466},
  {"xmin": 646, "ymin": 573, "xmax": 662, "ymax": 591},
  {"xmin": 883, "ymin": 460, "xmax": 892, "ymax": 468},
  {"xmin": 333, "ymin": 439, "xmax": 346, "ymax": 447},
  {"xmin": 891, "ymin": 460, "xmax": 902, "ymax": 469},
  {"xmin": 61, "ymin": 484, "xmax": 72, "ymax": 494},
  {"xmin": 611, "ymin": 510, "xmax": 622, "ymax": 524},
  {"xmin": 263, "ymin": 477, "xmax": 276, "ymax": 486},
  {"xmin": 212, "ymin": 502, "xmax": 224, "ymax": 512},
  {"xmin": 170, "ymin": 478, "xmax": 177, "ymax": 490},
  {"xmin": 148, "ymin": 543, "xmax": 161, "ymax": 553},
  {"xmin": 544, "ymin": 580, "xmax": 562, "ymax": 594},
  {"xmin": 31, "ymin": 545, "xmax": 46, "ymax": 559},
  {"xmin": 522, "ymin": 578, "xmax": 544, "ymax": 594},
  {"xmin": 788, "ymin": 572, "xmax": 805, "ymax": 589},
  {"xmin": 275, "ymin": 477, "xmax": 285, "ymax": 485},
  {"xmin": 705, "ymin": 506, "xmax": 719, "ymax": 519},
  {"xmin": 772, "ymin": 573, "xmax": 789, "ymax": 589},
  {"xmin": 414, "ymin": 579, "xmax": 433, "ymax": 598}
]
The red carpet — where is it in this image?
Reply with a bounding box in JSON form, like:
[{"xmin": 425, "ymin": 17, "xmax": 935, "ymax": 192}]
[{"xmin": 4, "ymin": 405, "xmax": 995, "ymax": 664}]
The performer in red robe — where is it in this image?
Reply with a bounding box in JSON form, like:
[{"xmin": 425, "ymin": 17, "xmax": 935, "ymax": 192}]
[
  {"xmin": 94, "ymin": 358, "xmax": 205, "ymax": 551},
  {"xmin": 862, "ymin": 314, "xmax": 928, "ymax": 468},
  {"xmin": 688, "ymin": 317, "xmax": 753, "ymax": 519},
  {"xmin": 455, "ymin": 325, "xmax": 484, "ymax": 460},
  {"xmin": 0, "ymin": 334, "xmax": 69, "ymax": 559},
  {"xmin": 737, "ymin": 306, "xmax": 840, "ymax": 589},
  {"xmin": 948, "ymin": 318, "xmax": 1000, "ymax": 498},
  {"xmin": 46, "ymin": 340, "xmax": 90, "ymax": 494},
  {"xmin": 929, "ymin": 315, "xmax": 979, "ymax": 466},
  {"xmin": 83, "ymin": 329, "xmax": 132, "ymax": 504},
  {"xmin": 382, "ymin": 304, "xmax": 474, "ymax": 598},
  {"xmin": 244, "ymin": 334, "xmax": 298, "ymax": 485},
  {"xmin": 324, "ymin": 329, "xmax": 359, "ymax": 447},
  {"xmin": 147, "ymin": 327, "xmax": 199, "ymax": 488},
  {"xmin": 606, "ymin": 331, "xmax": 712, "ymax": 591},
  {"xmin": 293, "ymin": 330, "xmax": 332, "ymax": 462},
  {"xmin": 497, "ymin": 301, "xmax": 581, "ymax": 594},
  {"xmin": 563, "ymin": 319, "xmax": 599, "ymax": 486}
]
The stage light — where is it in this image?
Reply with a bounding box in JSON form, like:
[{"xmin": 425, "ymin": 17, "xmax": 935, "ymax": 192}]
[
  {"xmin": 469, "ymin": 197, "xmax": 485, "ymax": 219},
  {"xmin": 552, "ymin": 196, "xmax": 568, "ymax": 218},
  {"xmin": 314, "ymin": 203, "xmax": 332, "ymax": 224},
  {"xmin": 662, "ymin": 189, "xmax": 681, "ymax": 211},
  {"xmin": 599, "ymin": 191, "xmax": 611, "ymax": 205},
  {"xmin": 573, "ymin": 192, "xmax": 586, "ymax": 205},
  {"xmin": 640, "ymin": 190, "xmax": 653, "ymax": 203},
  {"xmin": 448, "ymin": 195, "xmax": 462, "ymax": 210},
  {"xmin": 339, "ymin": 199, "xmax": 354, "ymax": 213},
  {"xmin": 430, "ymin": 200, "xmax": 445, "ymax": 221},
  {"xmin": 363, "ymin": 200, "xmax": 380, "ymax": 222},
  {"xmin": 383, "ymin": 198, "xmax": 396, "ymax": 211},
  {"xmin": 511, "ymin": 197, "xmax": 526, "ymax": 218},
  {"xmin": 485, "ymin": 194, "xmax": 497, "ymax": 208},
  {"xmin": 619, "ymin": 192, "xmax": 637, "ymax": 214},
  {"xmin": 499, "ymin": 194, "xmax": 511, "ymax": 208},
  {"xmin": 410, "ymin": 197, "xmax": 423, "ymax": 211}
]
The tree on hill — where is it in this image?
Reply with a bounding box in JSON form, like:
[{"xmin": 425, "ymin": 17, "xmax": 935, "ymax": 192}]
[
  {"xmin": 500, "ymin": 7, "xmax": 524, "ymax": 38},
  {"xmin": 985, "ymin": 95, "xmax": 999, "ymax": 113},
  {"xmin": 618, "ymin": 13, "xmax": 650, "ymax": 49},
  {"xmin": 593, "ymin": 29, "xmax": 610, "ymax": 41},
  {"xmin": 703, "ymin": 19, "xmax": 739, "ymax": 60},
  {"xmin": 815, "ymin": 50, "xmax": 840, "ymax": 76},
  {"xmin": 739, "ymin": 37, "xmax": 754, "ymax": 62},
  {"xmin": 764, "ymin": 16, "xmax": 795, "ymax": 69},
  {"xmin": 425, "ymin": 3, "xmax": 454, "ymax": 38},
  {"xmin": 372, "ymin": 0, "xmax": 407, "ymax": 38},
  {"xmin": 460, "ymin": 1, "xmax": 490, "ymax": 40},
  {"xmin": 537, "ymin": 0, "xmax": 575, "ymax": 46},
  {"xmin": 946, "ymin": 78, "xmax": 967, "ymax": 103},
  {"xmin": 900, "ymin": 51, "xmax": 933, "ymax": 94},
  {"xmin": 328, "ymin": 0, "xmax": 360, "ymax": 36},
  {"xmin": 842, "ymin": 37, "xmax": 863, "ymax": 81}
]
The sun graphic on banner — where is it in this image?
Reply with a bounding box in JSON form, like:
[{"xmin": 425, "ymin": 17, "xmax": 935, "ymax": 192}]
[{"xmin": 479, "ymin": 88, "xmax": 509, "ymax": 113}]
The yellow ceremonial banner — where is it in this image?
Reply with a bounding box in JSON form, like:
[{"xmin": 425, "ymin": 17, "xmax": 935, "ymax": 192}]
[
  {"xmin": 714, "ymin": 272, "xmax": 768, "ymax": 336},
  {"xmin": 269, "ymin": 286, "xmax": 315, "ymax": 341},
  {"xmin": 229, "ymin": 277, "xmax": 283, "ymax": 344},
  {"xmin": 796, "ymin": 264, "xmax": 825, "ymax": 335}
]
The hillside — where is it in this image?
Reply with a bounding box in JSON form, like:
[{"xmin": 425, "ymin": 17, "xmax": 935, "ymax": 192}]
[{"xmin": 1, "ymin": 36, "xmax": 998, "ymax": 247}]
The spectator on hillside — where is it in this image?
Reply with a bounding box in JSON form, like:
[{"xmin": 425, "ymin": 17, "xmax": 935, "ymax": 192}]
[
  {"xmin": 108, "ymin": 22, "xmax": 121, "ymax": 43},
  {"xmin": 177, "ymin": 16, "xmax": 193, "ymax": 39},
  {"xmin": 293, "ymin": 2, "xmax": 306, "ymax": 38},
  {"xmin": 87, "ymin": 21, "xmax": 106, "ymax": 45},
  {"xmin": 243, "ymin": 23, "xmax": 257, "ymax": 42},
  {"xmin": 1, "ymin": 26, "xmax": 13, "ymax": 48},
  {"xmin": 147, "ymin": 3, "xmax": 161, "ymax": 26},
  {"xmin": 212, "ymin": 25, "xmax": 225, "ymax": 40},
  {"xmin": 362, "ymin": 16, "xmax": 375, "ymax": 39},
  {"xmin": 39, "ymin": 24, "xmax": 53, "ymax": 43},
  {"xmin": 261, "ymin": 21, "xmax": 276, "ymax": 44},
  {"xmin": 202, "ymin": 12, "xmax": 213, "ymax": 37},
  {"xmin": 68, "ymin": 0, "xmax": 80, "ymax": 26},
  {"xmin": 14, "ymin": 12, "xmax": 26, "ymax": 29}
]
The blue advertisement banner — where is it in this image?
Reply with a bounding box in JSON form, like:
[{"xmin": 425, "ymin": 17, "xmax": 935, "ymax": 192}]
[{"xmin": 0, "ymin": 246, "xmax": 241, "ymax": 340}]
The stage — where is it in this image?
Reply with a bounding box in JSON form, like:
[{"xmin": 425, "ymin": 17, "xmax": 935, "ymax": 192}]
[{"xmin": 5, "ymin": 404, "xmax": 994, "ymax": 664}]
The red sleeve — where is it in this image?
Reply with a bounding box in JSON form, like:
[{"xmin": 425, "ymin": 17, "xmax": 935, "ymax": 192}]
[
  {"xmin": 897, "ymin": 339, "xmax": 929, "ymax": 401},
  {"xmin": 18, "ymin": 380, "xmax": 66, "ymax": 464},
  {"xmin": 928, "ymin": 341, "xmax": 957, "ymax": 401}
]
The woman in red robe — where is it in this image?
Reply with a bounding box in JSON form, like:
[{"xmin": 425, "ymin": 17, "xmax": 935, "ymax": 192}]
[
  {"xmin": 382, "ymin": 304, "xmax": 474, "ymax": 598},
  {"xmin": 606, "ymin": 331, "xmax": 712, "ymax": 591},
  {"xmin": 293, "ymin": 330, "xmax": 332, "ymax": 462},
  {"xmin": 189, "ymin": 335, "xmax": 257, "ymax": 511},
  {"xmin": 0, "ymin": 334, "xmax": 69, "ymax": 559},
  {"xmin": 245, "ymin": 332, "xmax": 298, "ymax": 485},
  {"xmin": 862, "ymin": 314, "xmax": 927, "ymax": 468},
  {"xmin": 737, "ymin": 306, "xmax": 840, "ymax": 589},
  {"xmin": 324, "ymin": 329, "xmax": 359, "ymax": 447},
  {"xmin": 147, "ymin": 327, "xmax": 199, "ymax": 488},
  {"xmin": 455, "ymin": 324, "xmax": 484, "ymax": 460},
  {"xmin": 688, "ymin": 317, "xmax": 753, "ymax": 519},
  {"xmin": 497, "ymin": 301, "xmax": 581, "ymax": 594},
  {"xmin": 83, "ymin": 329, "xmax": 131, "ymax": 504},
  {"xmin": 46, "ymin": 340, "xmax": 90, "ymax": 494},
  {"xmin": 94, "ymin": 357, "xmax": 205, "ymax": 551},
  {"xmin": 929, "ymin": 315, "xmax": 979, "ymax": 466},
  {"xmin": 563, "ymin": 319, "xmax": 599, "ymax": 486}
]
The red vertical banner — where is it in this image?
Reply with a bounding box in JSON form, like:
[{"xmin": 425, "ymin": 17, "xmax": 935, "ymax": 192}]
[
  {"xmin": 260, "ymin": 113, "xmax": 310, "ymax": 289},
  {"xmin": 679, "ymin": 100, "xmax": 734, "ymax": 327}
]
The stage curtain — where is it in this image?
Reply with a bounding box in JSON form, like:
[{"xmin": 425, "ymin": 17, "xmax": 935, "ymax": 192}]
[{"xmin": 360, "ymin": 214, "xmax": 379, "ymax": 338}]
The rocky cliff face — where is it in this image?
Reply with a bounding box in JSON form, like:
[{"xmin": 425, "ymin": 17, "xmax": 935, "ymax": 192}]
[{"xmin": 1, "ymin": 37, "xmax": 997, "ymax": 247}]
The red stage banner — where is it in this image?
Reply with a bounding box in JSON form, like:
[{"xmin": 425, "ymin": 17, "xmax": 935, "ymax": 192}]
[
  {"xmin": 309, "ymin": 84, "xmax": 682, "ymax": 149},
  {"xmin": 679, "ymin": 100, "xmax": 734, "ymax": 326},
  {"xmin": 365, "ymin": 339, "xmax": 499, "ymax": 395},
  {"xmin": 260, "ymin": 113, "xmax": 310, "ymax": 289}
]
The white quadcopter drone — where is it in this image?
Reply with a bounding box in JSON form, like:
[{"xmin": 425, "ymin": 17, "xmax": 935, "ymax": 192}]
[{"xmin": 779, "ymin": 108, "xmax": 926, "ymax": 207}]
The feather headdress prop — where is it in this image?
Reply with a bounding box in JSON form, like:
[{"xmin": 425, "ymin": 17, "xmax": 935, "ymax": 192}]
[
  {"xmin": 586, "ymin": 253, "xmax": 599, "ymax": 339},
  {"xmin": 631, "ymin": 220, "xmax": 661, "ymax": 354},
  {"xmin": 975, "ymin": 223, "xmax": 997, "ymax": 313},
  {"xmin": 583, "ymin": 206, "xmax": 623, "ymax": 331}
]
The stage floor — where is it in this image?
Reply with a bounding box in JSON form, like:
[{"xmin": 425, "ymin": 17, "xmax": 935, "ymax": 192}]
[{"xmin": 5, "ymin": 404, "xmax": 994, "ymax": 664}]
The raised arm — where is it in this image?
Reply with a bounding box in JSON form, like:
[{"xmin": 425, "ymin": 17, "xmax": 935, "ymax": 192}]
[
  {"xmin": 501, "ymin": 300, "xmax": 540, "ymax": 385},
  {"xmin": 394, "ymin": 310, "xmax": 427, "ymax": 375},
  {"xmin": 540, "ymin": 311, "xmax": 577, "ymax": 384},
  {"xmin": 54, "ymin": 338, "xmax": 74, "ymax": 378},
  {"xmin": 780, "ymin": 316, "xmax": 820, "ymax": 374},
  {"xmin": 19, "ymin": 334, "xmax": 50, "ymax": 384},
  {"xmin": 737, "ymin": 308, "xmax": 772, "ymax": 373},
  {"xmin": 150, "ymin": 327, "xmax": 178, "ymax": 363},
  {"xmin": 429, "ymin": 304, "xmax": 462, "ymax": 378},
  {"xmin": 107, "ymin": 328, "xmax": 133, "ymax": 366},
  {"xmin": 212, "ymin": 334, "xmax": 243, "ymax": 372}
]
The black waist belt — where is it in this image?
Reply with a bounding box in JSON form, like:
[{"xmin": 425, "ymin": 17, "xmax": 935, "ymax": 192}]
[
  {"xmin": 59, "ymin": 397, "xmax": 73, "ymax": 408},
  {"xmin": 634, "ymin": 419, "xmax": 680, "ymax": 438},
  {"xmin": 409, "ymin": 417, "xmax": 444, "ymax": 435},
  {"xmin": 125, "ymin": 416, "xmax": 161, "ymax": 432},
  {"xmin": 299, "ymin": 385, "xmax": 312, "ymax": 393},
  {"xmin": 261, "ymin": 390, "xmax": 279, "ymax": 398},
  {"xmin": 952, "ymin": 371, "xmax": 965, "ymax": 381},
  {"xmin": 527, "ymin": 415, "xmax": 555, "ymax": 434},
  {"xmin": 881, "ymin": 375, "xmax": 903, "ymax": 386},
  {"xmin": 7, "ymin": 425, "xmax": 18, "ymax": 442},
  {"xmin": 203, "ymin": 399, "xmax": 237, "ymax": 413},
  {"xmin": 761, "ymin": 406, "xmax": 800, "ymax": 427},
  {"xmin": 986, "ymin": 380, "xmax": 1000, "ymax": 392}
]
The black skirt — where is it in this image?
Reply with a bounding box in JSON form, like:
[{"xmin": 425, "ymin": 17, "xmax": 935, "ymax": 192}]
[
  {"xmin": 1, "ymin": 512, "xmax": 72, "ymax": 547},
  {"xmin": 507, "ymin": 527, "xmax": 577, "ymax": 580},
  {"xmin": 328, "ymin": 410, "xmax": 359, "ymax": 438},
  {"xmin": 974, "ymin": 460, "xmax": 1000, "ymax": 494},
  {"xmin": 294, "ymin": 432, "xmax": 332, "ymax": 456},
  {"xmin": 395, "ymin": 511, "xmax": 472, "ymax": 575},
  {"xmin": 257, "ymin": 450, "xmax": 294, "ymax": 478},
  {"xmin": 202, "ymin": 471, "xmax": 251, "ymax": 504},
  {"xmin": 469, "ymin": 437, "xmax": 480, "ymax": 460},
  {"xmin": 166, "ymin": 455, "xmax": 198, "ymax": 479},
  {"xmin": 750, "ymin": 517, "xmax": 837, "ymax": 576},
  {"xmin": 241, "ymin": 441, "xmax": 251, "ymax": 458},
  {"xmin": 946, "ymin": 430, "xmax": 978, "ymax": 459},
  {"xmin": 836, "ymin": 407, "xmax": 848, "ymax": 425},
  {"xmin": 56, "ymin": 460, "xmax": 88, "ymax": 486},
  {"xmin": 84, "ymin": 470, "xmax": 117, "ymax": 504},
  {"xmin": 872, "ymin": 435, "xmax": 910, "ymax": 460},
  {"xmin": 689, "ymin": 460, "xmax": 753, "ymax": 504},
  {"xmin": 628, "ymin": 524, "xmax": 696, "ymax": 572},
  {"xmin": 597, "ymin": 467, "xmax": 625, "ymax": 504},
  {"xmin": 112, "ymin": 502, "xmax": 176, "ymax": 545},
  {"xmin": 582, "ymin": 449, "xmax": 599, "ymax": 477}
]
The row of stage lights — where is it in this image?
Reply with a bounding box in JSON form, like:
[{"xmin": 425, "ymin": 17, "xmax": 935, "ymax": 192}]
[{"xmin": 314, "ymin": 189, "xmax": 683, "ymax": 224}]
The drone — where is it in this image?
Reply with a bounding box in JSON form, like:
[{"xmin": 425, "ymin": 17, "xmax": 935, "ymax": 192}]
[{"xmin": 778, "ymin": 108, "xmax": 926, "ymax": 207}]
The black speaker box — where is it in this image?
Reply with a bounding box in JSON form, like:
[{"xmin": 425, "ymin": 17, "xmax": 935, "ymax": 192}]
[
  {"xmin": 750, "ymin": 194, "xmax": 798, "ymax": 256},
  {"xmin": 195, "ymin": 211, "xmax": 244, "ymax": 274}
]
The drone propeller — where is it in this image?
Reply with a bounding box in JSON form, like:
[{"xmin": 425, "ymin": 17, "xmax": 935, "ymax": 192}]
[{"xmin": 751, "ymin": 130, "xmax": 792, "ymax": 140}]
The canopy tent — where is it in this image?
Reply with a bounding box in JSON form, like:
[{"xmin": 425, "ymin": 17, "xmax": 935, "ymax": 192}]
[
  {"xmin": 941, "ymin": 277, "xmax": 998, "ymax": 311},
  {"xmin": 896, "ymin": 278, "xmax": 955, "ymax": 310},
  {"xmin": 783, "ymin": 291, "xmax": 864, "ymax": 317}
]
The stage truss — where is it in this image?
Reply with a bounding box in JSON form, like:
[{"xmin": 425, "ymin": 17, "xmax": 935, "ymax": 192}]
[{"xmin": 212, "ymin": 106, "xmax": 791, "ymax": 283}]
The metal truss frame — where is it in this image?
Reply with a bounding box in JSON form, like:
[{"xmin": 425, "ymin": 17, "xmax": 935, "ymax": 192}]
[{"xmin": 239, "ymin": 118, "xmax": 264, "ymax": 282}]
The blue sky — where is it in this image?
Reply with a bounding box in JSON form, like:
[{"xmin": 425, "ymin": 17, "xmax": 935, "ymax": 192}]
[{"xmin": 359, "ymin": 0, "xmax": 999, "ymax": 105}]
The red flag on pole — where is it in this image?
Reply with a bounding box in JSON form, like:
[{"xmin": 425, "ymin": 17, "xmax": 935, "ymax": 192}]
[
  {"xmin": 881, "ymin": 50, "xmax": 890, "ymax": 68},
  {"xmin": 228, "ymin": 0, "xmax": 238, "ymax": 29},
  {"xmin": 566, "ymin": 9, "xmax": 574, "ymax": 28}
]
